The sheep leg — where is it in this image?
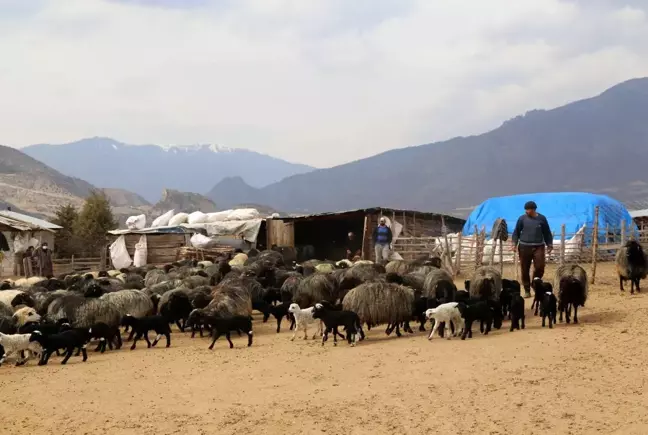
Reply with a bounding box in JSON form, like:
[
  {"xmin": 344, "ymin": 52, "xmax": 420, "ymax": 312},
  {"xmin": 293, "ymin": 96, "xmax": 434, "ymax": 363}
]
[
  {"xmin": 127, "ymin": 330, "xmax": 135, "ymax": 342},
  {"xmin": 208, "ymin": 331, "xmax": 221, "ymax": 350},
  {"xmin": 247, "ymin": 329, "xmax": 253, "ymax": 347},
  {"xmin": 275, "ymin": 316, "xmax": 282, "ymax": 333},
  {"xmin": 521, "ymin": 314, "xmax": 525, "ymax": 329},
  {"xmin": 548, "ymin": 311, "xmax": 553, "ymax": 329},
  {"xmin": 143, "ymin": 332, "xmax": 152, "ymax": 348},
  {"xmin": 460, "ymin": 321, "xmax": 470, "ymax": 340},
  {"xmin": 395, "ymin": 324, "xmax": 402, "ymax": 337},
  {"xmin": 333, "ymin": 329, "xmax": 338, "ymax": 346},
  {"xmin": 444, "ymin": 322, "xmax": 451, "ymax": 340},
  {"xmin": 428, "ymin": 319, "xmax": 439, "ymax": 340},
  {"xmin": 484, "ymin": 318, "xmax": 492, "ymax": 335},
  {"xmin": 321, "ymin": 328, "xmax": 328, "ymax": 346},
  {"xmin": 165, "ymin": 333, "xmax": 171, "ymax": 347},
  {"xmin": 619, "ymin": 276, "xmax": 625, "ymax": 292},
  {"xmin": 95, "ymin": 339, "xmax": 105, "ymax": 353},
  {"xmin": 115, "ymin": 333, "xmax": 122, "ymax": 350},
  {"xmin": 573, "ymin": 306, "xmax": 579, "ymax": 324},
  {"xmin": 80, "ymin": 346, "xmax": 88, "ymax": 362},
  {"xmin": 130, "ymin": 332, "xmax": 142, "ymax": 350},
  {"xmin": 566, "ymin": 304, "xmax": 572, "ymax": 324},
  {"xmin": 38, "ymin": 350, "xmax": 50, "ymax": 366},
  {"xmin": 61, "ymin": 347, "xmax": 74, "ymax": 365},
  {"xmin": 385, "ymin": 324, "xmax": 393, "ymax": 336},
  {"xmin": 637, "ymin": 278, "xmax": 641, "ymax": 293}
]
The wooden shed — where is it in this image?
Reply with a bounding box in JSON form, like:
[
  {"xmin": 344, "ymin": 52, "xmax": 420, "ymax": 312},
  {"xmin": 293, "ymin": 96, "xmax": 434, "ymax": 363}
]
[
  {"xmin": 108, "ymin": 227, "xmax": 193, "ymax": 266},
  {"xmin": 267, "ymin": 207, "xmax": 465, "ymax": 262}
]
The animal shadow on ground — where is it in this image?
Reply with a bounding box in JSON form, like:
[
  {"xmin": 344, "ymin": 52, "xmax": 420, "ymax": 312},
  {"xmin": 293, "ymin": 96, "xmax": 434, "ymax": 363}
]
[{"xmin": 575, "ymin": 309, "xmax": 626, "ymax": 326}]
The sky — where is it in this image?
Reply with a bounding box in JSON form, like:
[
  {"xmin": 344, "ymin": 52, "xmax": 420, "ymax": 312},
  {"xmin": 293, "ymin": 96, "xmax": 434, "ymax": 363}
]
[{"xmin": 1, "ymin": 0, "xmax": 647, "ymax": 168}]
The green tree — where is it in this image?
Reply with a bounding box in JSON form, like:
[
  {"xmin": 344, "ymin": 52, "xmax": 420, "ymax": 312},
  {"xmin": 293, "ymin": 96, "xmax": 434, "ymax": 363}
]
[
  {"xmin": 74, "ymin": 190, "xmax": 117, "ymax": 256},
  {"xmin": 51, "ymin": 203, "xmax": 79, "ymax": 257}
]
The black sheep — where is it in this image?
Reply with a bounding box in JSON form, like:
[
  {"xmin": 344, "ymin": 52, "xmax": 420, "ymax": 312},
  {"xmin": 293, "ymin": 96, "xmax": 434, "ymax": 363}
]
[
  {"xmin": 531, "ymin": 278, "xmax": 549, "ymax": 316},
  {"xmin": 312, "ymin": 303, "xmax": 363, "ymax": 346},
  {"xmin": 29, "ymin": 330, "xmax": 89, "ymax": 365},
  {"xmin": 509, "ymin": 293, "xmax": 525, "ymax": 331},
  {"xmin": 121, "ymin": 315, "xmax": 171, "ymax": 350},
  {"xmin": 458, "ymin": 300, "xmax": 494, "ymax": 340},
  {"xmin": 540, "ymin": 289, "xmax": 557, "ymax": 328},
  {"xmin": 207, "ymin": 316, "xmax": 254, "ymax": 350}
]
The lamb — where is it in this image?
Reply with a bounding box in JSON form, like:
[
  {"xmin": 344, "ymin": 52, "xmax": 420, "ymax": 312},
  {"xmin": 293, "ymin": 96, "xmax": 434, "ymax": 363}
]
[
  {"xmin": 157, "ymin": 289, "xmax": 193, "ymax": 332},
  {"xmin": 531, "ymin": 278, "xmax": 550, "ymax": 316},
  {"xmin": 424, "ymin": 302, "xmax": 463, "ymax": 340},
  {"xmin": 468, "ymin": 266, "xmax": 502, "ymax": 301},
  {"xmin": 500, "ymin": 279, "xmax": 521, "ymax": 319},
  {"xmin": 88, "ymin": 323, "xmax": 123, "ymax": 353},
  {"xmin": 341, "ymin": 281, "xmax": 415, "ymax": 337},
  {"xmin": 268, "ymin": 302, "xmax": 291, "ymax": 333},
  {"xmin": 287, "ymin": 303, "xmax": 323, "ymax": 340},
  {"xmin": 458, "ymin": 301, "xmax": 494, "ymax": 340},
  {"xmin": 0, "ymin": 332, "xmax": 43, "ymax": 366},
  {"xmin": 207, "ymin": 315, "xmax": 254, "ymax": 350},
  {"xmin": 121, "ymin": 314, "xmax": 171, "ymax": 350},
  {"xmin": 312, "ymin": 303, "xmax": 362, "ymax": 346},
  {"xmin": 540, "ymin": 288, "xmax": 557, "ymax": 328},
  {"xmin": 616, "ymin": 240, "xmax": 648, "ymax": 294},
  {"xmin": 509, "ymin": 293, "xmax": 525, "ymax": 332},
  {"xmin": 29, "ymin": 330, "xmax": 89, "ymax": 365},
  {"xmin": 554, "ymin": 265, "xmax": 588, "ymax": 324}
]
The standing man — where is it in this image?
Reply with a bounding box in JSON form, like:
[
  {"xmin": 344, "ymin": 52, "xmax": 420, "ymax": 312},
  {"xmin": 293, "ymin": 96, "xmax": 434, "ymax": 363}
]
[
  {"xmin": 33, "ymin": 242, "xmax": 53, "ymax": 277},
  {"xmin": 511, "ymin": 201, "xmax": 553, "ymax": 298},
  {"xmin": 373, "ymin": 217, "xmax": 393, "ymax": 263},
  {"xmin": 22, "ymin": 246, "xmax": 34, "ymax": 277},
  {"xmin": 346, "ymin": 232, "xmax": 362, "ymax": 261}
]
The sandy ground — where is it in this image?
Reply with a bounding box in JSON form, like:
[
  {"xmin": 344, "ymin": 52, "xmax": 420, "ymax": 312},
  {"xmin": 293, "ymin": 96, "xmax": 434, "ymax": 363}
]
[{"xmin": 1, "ymin": 263, "xmax": 648, "ymax": 435}]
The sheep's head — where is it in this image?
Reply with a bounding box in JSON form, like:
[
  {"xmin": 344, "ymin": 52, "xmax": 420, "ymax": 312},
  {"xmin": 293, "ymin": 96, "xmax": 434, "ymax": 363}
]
[
  {"xmin": 11, "ymin": 292, "xmax": 35, "ymax": 308},
  {"xmin": 186, "ymin": 309, "xmax": 203, "ymax": 326},
  {"xmin": 120, "ymin": 314, "xmax": 135, "ymax": 327},
  {"xmin": 424, "ymin": 308, "xmax": 436, "ymax": 319},
  {"xmin": 0, "ymin": 281, "xmax": 12, "ymax": 290},
  {"xmin": 84, "ymin": 283, "xmax": 104, "ymax": 298},
  {"xmin": 288, "ymin": 303, "xmax": 300, "ymax": 314},
  {"xmin": 12, "ymin": 307, "xmax": 41, "ymax": 327},
  {"xmin": 28, "ymin": 331, "xmax": 43, "ymax": 343}
]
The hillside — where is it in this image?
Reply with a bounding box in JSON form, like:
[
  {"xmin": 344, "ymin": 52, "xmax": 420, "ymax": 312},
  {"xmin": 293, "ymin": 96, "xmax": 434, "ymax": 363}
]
[
  {"xmin": 149, "ymin": 189, "xmax": 217, "ymax": 218},
  {"xmin": 0, "ymin": 145, "xmax": 95, "ymax": 216},
  {"xmin": 23, "ymin": 137, "xmax": 315, "ymax": 203},
  {"xmin": 207, "ymin": 77, "xmax": 648, "ymax": 216}
]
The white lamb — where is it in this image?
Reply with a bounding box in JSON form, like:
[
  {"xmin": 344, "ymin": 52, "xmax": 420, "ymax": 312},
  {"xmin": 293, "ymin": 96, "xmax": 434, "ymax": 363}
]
[
  {"xmin": 0, "ymin": 332, "xmax": 43, "ymax": 366},
  {"xmin": 287, "ymin": 303, "xmax": 323, "ymax": 341},
  {"xmin": 425, "ymin": 302, "xmax": 464, "ymax": 340}
]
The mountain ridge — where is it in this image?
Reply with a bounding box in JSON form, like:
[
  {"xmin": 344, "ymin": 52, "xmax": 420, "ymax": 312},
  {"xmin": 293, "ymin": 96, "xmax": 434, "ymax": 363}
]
[
  {"xmin": 22, "ymin": 137, "xmax": 315, "ymax": 203},
  {"xmin": 207, "ymin": 77, "xmax": 648, "ymax": 216}
]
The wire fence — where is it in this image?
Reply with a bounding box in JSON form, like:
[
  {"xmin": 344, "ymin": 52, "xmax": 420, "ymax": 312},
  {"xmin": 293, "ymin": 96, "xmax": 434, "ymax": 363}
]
[{"xmin": 419, "ymin": 206, "xmax": 643, "ymax": 284}]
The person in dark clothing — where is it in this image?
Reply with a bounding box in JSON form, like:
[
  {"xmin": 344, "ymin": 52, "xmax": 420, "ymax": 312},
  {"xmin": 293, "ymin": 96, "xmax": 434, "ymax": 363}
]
[
  {"xmin": 22, "ymin": 246, "xmax": 34, "ymax": 277},
  {"xmin": 346, "ymin": 232, "xmax": 362, "ymax": 261},
  {"xmin": 511, "ymin": 201, "xmax": 553, "ymax": 298},
  {"xmin": 372, "ymin": 217, "xmax": 393, "ymax": 263}
]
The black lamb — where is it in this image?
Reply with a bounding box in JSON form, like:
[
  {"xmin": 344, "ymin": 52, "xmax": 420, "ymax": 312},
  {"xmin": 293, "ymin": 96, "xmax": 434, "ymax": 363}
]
[
  {"xmin": 207, "ymin": 316, "xmax": 254, "ymax": 350},
  {"xmin": 121, "ymin": 314, "xmax": 171, "ymax": 350},
  {"xmin": 29, "ymin": 330, "xmax": 89, "ymax": 365},
  {"xmin": 540, "ymin": 288, "xmax": 557, "ymax": 329},
  {"xmin": 312, "ymin": 303, "xmax": 363, "ymax": 346},
  {"xmin": 458, "ymin": 300, "xmax": 494, "ymax": 340},
  {"xmin": 509, "ymin": 293, "xmax": 525, "ymax": 332}
]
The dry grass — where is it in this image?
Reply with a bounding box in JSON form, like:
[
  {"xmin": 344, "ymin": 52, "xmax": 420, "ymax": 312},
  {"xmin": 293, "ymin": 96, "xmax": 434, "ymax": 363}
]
[{"xmin": 1, "ymin": 263, "xmax": 648, "ymax": 435}]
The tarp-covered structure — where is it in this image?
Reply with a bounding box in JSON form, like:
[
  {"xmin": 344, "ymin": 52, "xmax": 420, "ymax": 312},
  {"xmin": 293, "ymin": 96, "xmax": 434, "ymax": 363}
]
[
  {"xmin": 109, "ymin": 220, "xmax": 263, "ymax": 243},
  {"xmin": 462, "ymin": 192, "xmax": 637, "ymax": 243}
]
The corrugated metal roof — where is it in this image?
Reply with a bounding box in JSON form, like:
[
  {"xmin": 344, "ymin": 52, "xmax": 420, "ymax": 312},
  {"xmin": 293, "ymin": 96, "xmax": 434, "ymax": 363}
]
[
  {"xmin": 629, "ymin": 209, "xmax": 648, "ymax": 218},
  {"xmin": 279, "ymin": 207, "xmax": 466, "ymax": 223},
  {"xmin": 0, "ymin": 211, "xmax": 62, "ymax": 230}
]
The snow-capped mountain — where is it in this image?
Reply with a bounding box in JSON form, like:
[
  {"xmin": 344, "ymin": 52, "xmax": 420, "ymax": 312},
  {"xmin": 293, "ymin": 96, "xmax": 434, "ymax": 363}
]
[{"xmin": 22, "ymin": 137, "xmax": 314, "ymax": 202}]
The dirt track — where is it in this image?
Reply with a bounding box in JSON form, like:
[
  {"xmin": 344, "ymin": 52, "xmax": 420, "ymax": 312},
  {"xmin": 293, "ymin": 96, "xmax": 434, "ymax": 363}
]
[{"xmin": 1, "ymin": 263, "xmax": 648, "ymax": 435}]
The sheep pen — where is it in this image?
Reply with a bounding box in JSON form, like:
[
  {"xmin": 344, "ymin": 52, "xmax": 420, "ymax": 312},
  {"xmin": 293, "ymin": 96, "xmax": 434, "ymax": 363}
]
[{"xmin": 0, "ymin": 261, "xmax": 646, "ymax": 434}]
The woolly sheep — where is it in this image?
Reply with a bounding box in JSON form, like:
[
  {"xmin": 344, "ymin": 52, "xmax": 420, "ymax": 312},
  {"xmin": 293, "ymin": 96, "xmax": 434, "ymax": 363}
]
[
  {"xmin": 0, "ymin": 290, "xmax": 35, "ymax": 309},
  {"xmin": 554, "ymin": 264, "xmax": 588, "ymax": 324},
  {"xmin": 229, "ymin": 253, "xmax": 248, "ymax": 267},
  {"xmin": 424, "ymin": 302, "xmax": 463, "ymax": 340},
  {"xmin": 294, "ymin": 273, "xmax": 338, "ymax": 308},
  {"xmin": 12, "ymin": 306, "xmax": 42, "ymax": 327},
  {"xmin": 158, "ymin": 289, "xmax": 193, "ymax": 332},
  {"xmin": 0, "ymin": 332, "xmax": 43, "ymax": 366},
  {"xmin": 287, "ymin": 303, "xmax": 322, "ymax": 340},
  {"xmin": 342, "ymin": 281, "xmax": 415, "ymax": 337},
  {"xmin": 47, "ymin": 296, "xmax": 121, "ymax": 328},
  {"xmin": 615, "ymin": 240, "xmax": 648, "ymax": 294},
  {"xmin": 0, "ymin": 302, "xmax": 12, "ymax": 318},
  {"xmin": 422, "ymin": 268, "xmax": 456, "ymax": 302},
  {"xmin": 100, "ymin": 290, "xmax": 154, "ymax": 320},
  {"xmin": 469, "ymin": 266, "xmax": 502, "ymax": 301}
]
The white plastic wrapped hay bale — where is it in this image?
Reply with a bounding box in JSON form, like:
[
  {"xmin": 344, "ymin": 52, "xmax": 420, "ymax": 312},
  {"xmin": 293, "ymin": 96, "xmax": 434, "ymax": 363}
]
[
  {"xmin": 126, "ymin": 214, "xmax": 146, "ymax": 230},
  {"xmin": 187, "ymin": 211, "xmax": 209, "ymax": 224},
  {"xmin": 227, "ymin": 208, "xmax": 260, "ymax": 221},
  {"xmin": 168, "ymin": 212, "xmax": 189, "ymax": 226},
  {"xmin": 151, "ymin": 209, "xmax": 174, "ymax": 227},
  {"xmin": 206, "ymin": 210, "xmax": 232, "ymax": 222}
]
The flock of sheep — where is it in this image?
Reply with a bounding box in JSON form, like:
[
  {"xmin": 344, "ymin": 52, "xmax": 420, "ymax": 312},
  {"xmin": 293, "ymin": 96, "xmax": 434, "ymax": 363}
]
[{"xmin": 0, "ymin": 239, "xmax": 646, "ymax": 367}]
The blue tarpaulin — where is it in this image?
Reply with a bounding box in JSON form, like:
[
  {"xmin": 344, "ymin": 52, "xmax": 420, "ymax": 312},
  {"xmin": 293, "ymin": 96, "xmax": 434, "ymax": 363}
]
[{"xmin": 462, "ymin": 192, "xmax": 637, "ymax": 243}]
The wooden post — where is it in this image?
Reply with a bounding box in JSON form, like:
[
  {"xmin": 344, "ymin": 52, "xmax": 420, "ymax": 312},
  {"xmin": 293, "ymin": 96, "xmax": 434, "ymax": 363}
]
[
  {"xmin": 498, "ymin": 239, "xmax": 504, "ymax": 275},
  {"xmin": 590, "ymin": 206, "xmax": 600, "ymax": 284},
  {"xmin": 361, "ymin": 215, "xmax": 369, "ymax": 260},
  {"xmin": 621, "ymin": 219, "xmax": 626, "ymax": 244},
  {"xmin": 560, "ymin": 224, "xmax": 566, "ymax": 265},
  {"xmin": 489, "ymin": 232, "xmax": 496, "ymax": 266},
  {"xmin": 454, "ymin": 232, "xmax": 463, "ymax": 277},
  {"xmin": 605, "ymin": 224, "xmax": 610, "ymax": 245},
  {"xmin": 441, "ymin": 216, "xmax": 453, "ymax": 275},
  {"xmin": 473, "ymin": 225, "xmax": 480, "ymax": 268}
]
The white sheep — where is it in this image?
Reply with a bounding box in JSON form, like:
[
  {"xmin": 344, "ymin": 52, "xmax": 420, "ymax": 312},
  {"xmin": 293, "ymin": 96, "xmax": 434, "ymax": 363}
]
[
  {"xmin": 425, "ymin": 302, "xmax": 464, "ymax": 340},
  {"xmin": 12, "ymin": 307, "xmax": 41, "ymax": 328},
  {"xmin": 287, "ymin": 303, "xmax": 323, "ymax": 341},
  {"xmin": 0, "ymin": 332, "xmax": 43, "ymax": 366}
]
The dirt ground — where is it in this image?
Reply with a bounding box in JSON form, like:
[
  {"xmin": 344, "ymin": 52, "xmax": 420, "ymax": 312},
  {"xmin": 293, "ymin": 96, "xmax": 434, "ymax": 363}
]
[{"xmin": 1, "ymin": 263, "xmax": 648, "ymax": 435}]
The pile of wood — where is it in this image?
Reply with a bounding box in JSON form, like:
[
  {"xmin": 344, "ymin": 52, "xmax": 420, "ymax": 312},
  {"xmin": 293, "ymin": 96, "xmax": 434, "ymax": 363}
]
[{"xmin": 176, "ymin": 246, "xmax": 234, "ymax": 262}]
